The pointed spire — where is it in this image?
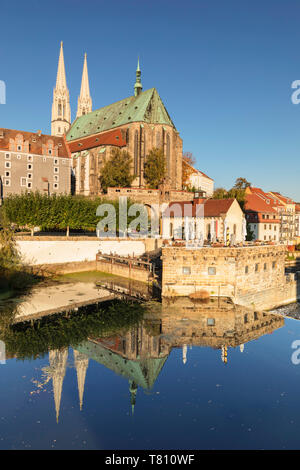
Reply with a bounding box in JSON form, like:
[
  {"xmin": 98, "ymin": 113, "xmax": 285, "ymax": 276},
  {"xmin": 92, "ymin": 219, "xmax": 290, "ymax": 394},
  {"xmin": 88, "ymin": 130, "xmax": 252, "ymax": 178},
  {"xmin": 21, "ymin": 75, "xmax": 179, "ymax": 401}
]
[
  {"xmin": 77, "ymin": 52, "xmax": 92, "ymax": 117},
  {"xmin": 56, "ymin": 41, "xmax": 67, "ymax": 90},
  {"xmin": 51, "ymin": 41, "xmax": 71, "ymax": 136},
  {"xmin": 134, "ymin": 57, "xmax": 142, "ymax": 97},
  {"xmin": 74, "ymin": 350, "xmax": 89, "ymax": 411}
]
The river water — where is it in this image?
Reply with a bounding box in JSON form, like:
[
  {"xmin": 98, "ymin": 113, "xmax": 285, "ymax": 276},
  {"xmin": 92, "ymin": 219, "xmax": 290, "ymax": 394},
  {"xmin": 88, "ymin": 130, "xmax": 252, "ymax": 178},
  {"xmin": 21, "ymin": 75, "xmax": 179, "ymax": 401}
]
[{"xmin": 0, "ymin": 274, "xmax": 300, "ymax": 450}]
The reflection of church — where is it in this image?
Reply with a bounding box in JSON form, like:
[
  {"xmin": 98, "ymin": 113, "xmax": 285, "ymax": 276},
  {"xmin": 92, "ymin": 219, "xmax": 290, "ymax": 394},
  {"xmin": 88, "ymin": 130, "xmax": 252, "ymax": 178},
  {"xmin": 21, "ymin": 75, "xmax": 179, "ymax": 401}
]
[{"xmin": 44, "ymin": 300, "xmax": 284, "ymax": 421}]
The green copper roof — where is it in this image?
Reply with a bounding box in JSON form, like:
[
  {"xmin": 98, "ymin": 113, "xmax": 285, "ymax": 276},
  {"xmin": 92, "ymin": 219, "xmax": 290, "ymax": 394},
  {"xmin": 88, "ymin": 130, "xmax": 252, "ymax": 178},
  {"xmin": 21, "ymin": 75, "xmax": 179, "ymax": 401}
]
[
  {"xmin": 76, "ymin": 340, "xmax": 168, "ymax": 390},
  {"xmin": 66, "ymin": 88, "xmax": 176, "ymax": 142}
]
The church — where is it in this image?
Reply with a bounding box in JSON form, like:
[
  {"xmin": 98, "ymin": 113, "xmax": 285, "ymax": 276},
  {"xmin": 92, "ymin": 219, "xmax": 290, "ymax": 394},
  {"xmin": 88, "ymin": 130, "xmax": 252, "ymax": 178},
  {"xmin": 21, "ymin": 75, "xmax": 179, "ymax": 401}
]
[{"xmin": 51, "ymin": 42, "xmax": 183, "ymax": 196}]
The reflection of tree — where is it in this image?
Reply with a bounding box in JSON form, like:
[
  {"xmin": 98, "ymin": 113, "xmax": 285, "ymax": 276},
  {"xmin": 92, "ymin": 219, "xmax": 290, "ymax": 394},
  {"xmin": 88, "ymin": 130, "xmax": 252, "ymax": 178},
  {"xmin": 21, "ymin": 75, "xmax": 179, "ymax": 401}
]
[{"xmin": 1, "ymin": 299, "xmax": 146, "ymax": 361}]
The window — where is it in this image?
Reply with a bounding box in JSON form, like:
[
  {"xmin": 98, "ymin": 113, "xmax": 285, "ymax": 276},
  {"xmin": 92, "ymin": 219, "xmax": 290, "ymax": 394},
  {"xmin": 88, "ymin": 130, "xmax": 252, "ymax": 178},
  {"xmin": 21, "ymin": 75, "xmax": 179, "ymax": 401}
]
[
  {"xmin": 17, "ymin": 145, "xmax": 21, "ymax": 151},
  {"xmin": 53, "ymin": 183, "xmax": 58, "ymax": 190},
  {"xmin": 207, "ymin": 318, "xmax": 215, "ymax": 326},
  {"xmin": 182, "ymin": 267, "xmax": 191, "ymax": 275},
  {"xmin": 264, "ymin": 263, "xmax": 267, "ymax": 271},
  {"xmin": 27, "ymin": 182, "xmax": 32, "ymax": 188},
  {"xmin": 5, "ymin": 171, "xmax": 10, "ymax": 177},
  {"xmin": 54, "ymin": 158, "xmax": 59, "ymax": 165},
  {"xmin": 255, "ymin": 263, "xmax": 259, "ymax": 272},
  {"xmin": 262, "ymin": 215, "xmax": 265, "ymax": 219},
  {"xmin": 48, "ymin": 149, "xmax": 52, "ymax": 155},
  {"xmin": 27, "ymin": 164, "xmax": 32, "ymax": 170},
  {"xmin": 244, "ymin": 314, "xmax": 248, "ymax": 323},
  {"xmin": 208, "ymin": 267, "xmax": 216, "ymax": 275},
  {"xmin": 274, "ymin": 226, "xmax": 276, "ymax": 231},
  {"xmin": 17, "ymin": 155, "xmax": 21, "ymax": 160},
  {"xmin": 27, "ymin": 155, "xmax": 33, "ymax": 162},
  {"xmin": 54, "ymin": 167, "xmax": 59, "ymax": 173},
  {"xmin": 269, "ymin": 225, "xmax": 271, "ymax": 230},
  {"xmin": 4, "ymin": 179, "xmax": 10, "ymax": 186},
  {"xmin": 5, "ymin": 161, "xmax": 11, "ymax": 168},
  {"xmin": 54, "ymin": 175, "xmax": 59, "ymax": 182},
  {"xmin": 264, "ymin": 235, "xmax": 266, "ymax": 240},
  {"xmin": 27, "ymin": 173, "xmax": 32, "ymax": 179},
  {"xmin": 254, "ymin": 312, "xmax": 258, "ymax": 321},
  {"xmin": 20, "ymin": 177, "xmax": 26, "ymax": 187},
  {"xmin": 272, "ymin": 261, "xmax": 276, "ymax": 269},
  {"xmin": 264, "ymin": 224, "xmax": 267, "ymax": 230},
  {"xmin": 245, "ymin": 266, "xmax": 249, "ymax": 274},
  {"xmin": 5, "ymin": 153, "xmax": 10, "ymax": 159}
]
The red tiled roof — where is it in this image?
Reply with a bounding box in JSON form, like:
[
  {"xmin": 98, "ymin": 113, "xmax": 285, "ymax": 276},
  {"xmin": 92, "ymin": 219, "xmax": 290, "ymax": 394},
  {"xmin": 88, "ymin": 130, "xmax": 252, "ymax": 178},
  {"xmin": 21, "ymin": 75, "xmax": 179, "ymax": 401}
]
[
  {"xmin": 164, "ymin": 198, "xmax": 235, "ymax": 217},
  {"xmin": 182, "ymin": 159, "xmax": 214, "ymax": 181},
  {"xmin": 0, "ymin": 128, "xmax": 70, "ymax": 158},
  {"xmin": 67, "ymin": 128, "xmax": 127, "ymax": 153},
  {"xmin": 244, "ymin": 193, "xmax": 278, "ymax": 214}
]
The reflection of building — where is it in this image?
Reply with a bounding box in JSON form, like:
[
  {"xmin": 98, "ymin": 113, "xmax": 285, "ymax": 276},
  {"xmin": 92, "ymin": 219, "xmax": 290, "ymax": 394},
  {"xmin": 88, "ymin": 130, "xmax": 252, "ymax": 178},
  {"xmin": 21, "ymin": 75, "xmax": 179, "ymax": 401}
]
[
  {"xmin": 160, "ymin": 297, "xmax": 284, "ymax": 363},
  {"xmin": 40, "ymin": 299, "xmax": 284, "ymax": 419},
  {"xmin": 48, "ymin": 349, "xmax": 68, "ymax": 423},
  {"xmin": 46, "ymin": 348, "xmax": 89, "ymax": 422},
  {"xmin": 76, "ymin": 322, "xmax": 169, "ymax": 413}
]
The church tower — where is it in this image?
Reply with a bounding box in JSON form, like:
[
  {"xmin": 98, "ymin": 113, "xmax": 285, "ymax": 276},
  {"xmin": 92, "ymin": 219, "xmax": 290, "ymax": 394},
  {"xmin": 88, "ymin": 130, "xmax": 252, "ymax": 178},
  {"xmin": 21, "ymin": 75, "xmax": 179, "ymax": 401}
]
[
  {"xmin": 77, "ymin": 53, "xmax": 92, "ymax": 117},
  {"xmin": 51, "ymin": 41, "xmax": 71, "ymax": 136}
]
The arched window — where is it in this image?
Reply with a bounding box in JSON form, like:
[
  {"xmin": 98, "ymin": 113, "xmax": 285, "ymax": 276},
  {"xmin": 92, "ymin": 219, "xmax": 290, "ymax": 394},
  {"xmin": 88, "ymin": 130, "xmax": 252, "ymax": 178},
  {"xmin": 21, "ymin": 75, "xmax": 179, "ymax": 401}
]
[
  {"xmin": 58, "ymin": 102, "xmax": 62, "ymax": 116},
  {"xmin": 156, "ymin": 131, "xmax": 161, "ymax": 149},
  {"xmin": 134, "ymin": 131, "xmax": 139, "ymax": 175}
]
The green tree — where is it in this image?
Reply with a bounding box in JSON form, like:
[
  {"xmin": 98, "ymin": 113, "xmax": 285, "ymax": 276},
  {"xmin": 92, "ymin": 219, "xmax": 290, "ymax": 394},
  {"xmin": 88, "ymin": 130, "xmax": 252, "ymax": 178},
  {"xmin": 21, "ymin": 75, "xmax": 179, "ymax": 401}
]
[
  {"xmin": 144, "ymin": 147, "xmax": 166, "ymax": 189},
  {"xmin": 99, "ymin": 148, "xmax": 135, "ymax": 193}
]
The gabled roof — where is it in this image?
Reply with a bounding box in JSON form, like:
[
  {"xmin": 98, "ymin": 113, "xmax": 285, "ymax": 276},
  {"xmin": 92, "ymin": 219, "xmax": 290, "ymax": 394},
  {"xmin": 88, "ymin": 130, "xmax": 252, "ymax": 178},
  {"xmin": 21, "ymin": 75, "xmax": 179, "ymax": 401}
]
[
  {"xmin": 164, "ymin": 198, "xmax": 236, "ymax": 217},
  {"xmin": 0, "ymin": 128, "xmax": 70, "ymax": 158},
  {"xmin": 182, "ymin": 159, "xmax": 214, "ymax": 181},
  {"xmin": 244, "ymin": 193, "xmax": 278, "ymax": 214},
  {"xmin": 67, "ymin": 88, "xmax": 175, "ymax": 142}
]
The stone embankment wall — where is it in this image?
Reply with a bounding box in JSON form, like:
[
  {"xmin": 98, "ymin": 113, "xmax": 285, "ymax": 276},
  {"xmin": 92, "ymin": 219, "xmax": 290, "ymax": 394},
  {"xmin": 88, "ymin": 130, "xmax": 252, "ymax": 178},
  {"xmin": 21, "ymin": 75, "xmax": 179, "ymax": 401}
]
[
  {"xmin": 96, "ymin": 258, "xmax": 152, "ymax": 283},
  {"xmin": 162, "ymin": 245, "xmax": 298, "ymax": 310},
  {"xmin": 16, "ymin": 236, "xmax": 162, "ymax": 269}
]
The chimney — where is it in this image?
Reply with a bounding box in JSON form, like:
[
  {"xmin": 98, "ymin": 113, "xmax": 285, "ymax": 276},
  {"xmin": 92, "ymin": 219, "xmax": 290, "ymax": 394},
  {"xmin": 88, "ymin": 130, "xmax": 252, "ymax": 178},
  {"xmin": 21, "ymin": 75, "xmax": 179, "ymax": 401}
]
[{"xmin": 0, "ymin": 130, "xmax": 4, "ymax": 139}]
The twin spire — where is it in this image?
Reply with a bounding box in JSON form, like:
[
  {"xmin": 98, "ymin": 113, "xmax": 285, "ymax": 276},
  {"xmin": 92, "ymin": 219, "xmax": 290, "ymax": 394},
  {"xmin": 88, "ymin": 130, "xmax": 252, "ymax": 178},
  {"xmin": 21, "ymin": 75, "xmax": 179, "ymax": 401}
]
[
  {"xmin": 51, "ymin": 42, "xmax": 92, "ymax": 136},
  {"xmin": 52, "ymin": 42, "xmax": 142, "ymax": 136}
]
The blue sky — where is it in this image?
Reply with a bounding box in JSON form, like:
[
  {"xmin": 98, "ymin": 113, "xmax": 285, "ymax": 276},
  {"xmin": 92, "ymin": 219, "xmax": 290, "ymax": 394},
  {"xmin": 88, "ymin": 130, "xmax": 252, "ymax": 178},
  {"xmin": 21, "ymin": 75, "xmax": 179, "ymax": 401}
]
[{"xmin": 1, "ymin": 0, "xmax": 300, "ymax": 199}]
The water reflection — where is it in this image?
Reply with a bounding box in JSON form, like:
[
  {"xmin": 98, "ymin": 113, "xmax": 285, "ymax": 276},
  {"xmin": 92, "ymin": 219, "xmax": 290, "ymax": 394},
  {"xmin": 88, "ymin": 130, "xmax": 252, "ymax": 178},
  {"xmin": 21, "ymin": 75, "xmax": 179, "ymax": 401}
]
[{"xmin": 0, "ymin": 295, "xmax": 285, "ymax": 423}]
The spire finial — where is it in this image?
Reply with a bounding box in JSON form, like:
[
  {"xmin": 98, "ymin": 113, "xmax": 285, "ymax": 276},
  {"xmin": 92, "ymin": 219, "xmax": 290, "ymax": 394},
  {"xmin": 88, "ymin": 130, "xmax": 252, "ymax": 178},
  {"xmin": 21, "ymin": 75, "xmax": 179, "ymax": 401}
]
[
  {"xmin": 134, "ymin": 57, "xmax": 142, "ymax": 97},
  {"xmin": 76, "ymin": 52, "xmax": 92, "ymax": 117}
]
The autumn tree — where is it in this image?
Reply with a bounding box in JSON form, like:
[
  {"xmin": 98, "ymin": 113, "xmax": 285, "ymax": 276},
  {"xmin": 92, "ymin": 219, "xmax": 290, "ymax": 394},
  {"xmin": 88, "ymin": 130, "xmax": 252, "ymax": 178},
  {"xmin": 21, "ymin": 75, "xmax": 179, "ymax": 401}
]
[
  {"xmin": 144, "ymin": 147, "xmax": 166, "ymax": 189},
  {"xmin": 233, "ymin": 177, "xmax": 251, "ymax": 190},
  {"xmin": 99, "ymin": 148, "xmax": 135, "ymax": 193},
  {"xmin": 182, "ymin": 152, "xmax": 196, "ymax": 189}
]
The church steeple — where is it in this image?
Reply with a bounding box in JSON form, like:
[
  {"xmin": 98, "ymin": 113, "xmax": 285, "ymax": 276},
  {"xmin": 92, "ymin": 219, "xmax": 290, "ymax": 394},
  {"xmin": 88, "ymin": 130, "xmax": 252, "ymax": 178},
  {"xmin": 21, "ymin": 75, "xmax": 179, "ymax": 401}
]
[
  {"xmin": 77, "ymin": 53, "xmax": 92, "ymax": 117},
  {"xmin": 129, "ymin": 380, "xmax": 138, "ymax": 415},
  {"xmin": 73, "ymin": 350, "xmax": 89, "ymax": 411},
  {"xmin": 51, "ymin": 41, "xmax": 71, "ymax": 136},
  {"xmin": 134, "ymin": 57, "xmax": 142, "ymax": 97}
]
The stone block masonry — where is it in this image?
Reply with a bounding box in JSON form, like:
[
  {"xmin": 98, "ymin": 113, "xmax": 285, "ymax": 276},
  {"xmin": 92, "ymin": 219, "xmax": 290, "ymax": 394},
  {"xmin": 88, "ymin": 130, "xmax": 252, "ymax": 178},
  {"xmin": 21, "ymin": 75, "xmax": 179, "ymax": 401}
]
[{"xmin": 162, "ymin": 245, "xmax": 298, "ymax": 310}]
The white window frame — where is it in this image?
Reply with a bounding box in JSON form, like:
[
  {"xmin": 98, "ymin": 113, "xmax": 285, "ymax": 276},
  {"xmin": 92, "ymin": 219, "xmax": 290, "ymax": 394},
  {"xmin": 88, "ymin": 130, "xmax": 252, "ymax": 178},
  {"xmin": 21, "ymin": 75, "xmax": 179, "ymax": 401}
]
[
  {"xmin": 20, "ymin": 177, "xmax": 27, "ymax": 187},
  {"xmin": 5, "ymin": 153, "xmax": 10, "ymax": 159},
  {"xmin": 54, "ymin": 167, "xmax": 59, "ymax": 174},
  {"xmin": 5, "ymin": 161, "xmax": 11, "ymax": 168},
  {"xmin": 4, "ymin": 179, "xmax": 11, "ymax": 186},
  {"xmin": 27, "ymin": 163, "xmax": 33, "ymax": 171},
  {"xmin": 27, "ymin": 155, "xmax": 33, "ymax": 162}
]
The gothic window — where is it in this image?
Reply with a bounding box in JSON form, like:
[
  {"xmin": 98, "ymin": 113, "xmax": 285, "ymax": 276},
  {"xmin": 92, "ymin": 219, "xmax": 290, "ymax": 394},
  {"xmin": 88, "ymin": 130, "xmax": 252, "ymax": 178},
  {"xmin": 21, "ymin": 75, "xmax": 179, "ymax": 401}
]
[
  {"xmin": 58, "ymin": 103, "xmax": 62, "ymax": 116},
  {"xmin": 166, "ymin": 133, "xmax": 170, "ymax": 176},
  {"xmin": 134, "ymin": 130, "xmax": 139, "ymax": 175},
  {"xmin": 156, "ymin": 131, "xmax": 161, "ymax": 149}
]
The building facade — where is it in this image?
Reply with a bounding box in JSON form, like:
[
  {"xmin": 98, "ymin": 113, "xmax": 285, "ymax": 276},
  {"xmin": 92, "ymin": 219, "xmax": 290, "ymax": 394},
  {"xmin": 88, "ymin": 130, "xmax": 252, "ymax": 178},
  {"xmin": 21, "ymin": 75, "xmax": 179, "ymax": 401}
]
[
  {"xmin": 0, "ymin": 128, "xmax": 71, "ymax": 199},
  {"xmin": 182, "ymin": 159, "xmax": 214, "ymax": 196},
  {"xmin": 66, "ymin": 62, "xmax": 183, "ymax": 195}
]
